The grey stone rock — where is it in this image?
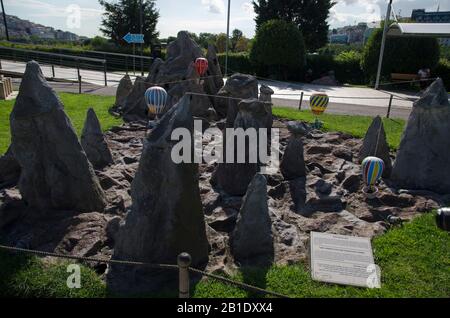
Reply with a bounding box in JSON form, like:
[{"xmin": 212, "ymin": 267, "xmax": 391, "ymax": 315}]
[
  {"xmin": 107, "ymin": 95, "xmax": 209, "ymax": 295},
  {"xmin": 114, "ymin": 75, "xmax": 133, "ymax": 110},
  {"xmin": 206, "ymin": 207, "xmax": 238, "ymax": 233},
  {"xmin": 122, "ymin": 76, "xmax": 149, "ymax": 122},
  {"xmin": 358, "ymin": 116, "xmax": 392, "ymax": 177},
  {"xmin": 203, "ymin": 44, "xmax": 224, "ymax": 100},
  {"xmin": 286, "ymin": 121, "xmax": 311, "ymax": 137},
  {"xmin": 391, "ymin": 78, "xmax": 450, "ymax": 194},
  {"xmin": 10, "ymin": 61, "xmax": 106, "ymax": 212},
  {"xmin": 81, "ymin": 108, "xmax": 113, "ymax": 169},
  {"xmin": 215, "ymin": 73, "xmax": 258, "ymax": 123},
  {"xmin": 280, "ymin": 137, "xmax": 306, "ymax": 180},
  {"xmin": 342, "ymin": 174, "xmax": 361, "ymax": 193},
  {"xmin": 231, "ymin": 174, "xmax": 274, "ymax": 265},
  {"xmin": 213, "ymin": 99, "xmax": 273, "ymax": 196},
  {"xmin": 259, "ymin": 84, "xmax": 274, "ymax": 103},
  {"xmin": 0, "ymin": 146, "xmax": 21, "ymax": 188}
]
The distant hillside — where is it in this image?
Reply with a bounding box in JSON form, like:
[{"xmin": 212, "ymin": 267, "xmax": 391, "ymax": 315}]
[{"xmin": 0, "ymin": 14, "xmax": 85, "ymax": 42}]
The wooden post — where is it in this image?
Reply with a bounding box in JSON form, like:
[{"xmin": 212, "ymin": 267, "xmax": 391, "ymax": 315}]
[
  {"xmin": 387, "ymin": 94, "xmax": 393, "ymax": 118},
  {"xmin": 104, "ymin": 62, "xmax": 108, "ymax": 87},
  {"xmin": 177, "ymin": 253, "xmax": 191, "ymax": 299},
  {"xmin": 298, "ymin": 92, "xmax": 304, "ymax": 110},
  {"xmin": 52, "ymin": 64, "xmax": 55, "ymax": 78}
]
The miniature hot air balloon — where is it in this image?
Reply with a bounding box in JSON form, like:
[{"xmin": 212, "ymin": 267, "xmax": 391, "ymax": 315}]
[
  {"xmin": 362, "ymin": 156, "xmax": 385, "ymax": 197},
  {"xmin": 195, "ymin": 57, "xmax": 209, "ymax": 77},
  {"xmin": 145, "ymin": 86, "xmax": 168, "ymax": 117},
  {"xmin": 309, "ymin": 93, "xmax": 329, "ymax": 129}
]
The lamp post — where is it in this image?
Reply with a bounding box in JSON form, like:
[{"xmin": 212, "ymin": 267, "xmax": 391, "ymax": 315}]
[
  {"xmin": 375, "ymin": 0, "xmax": 393, "ymax": 90},
  {"xmin": 140, "ymin": 0, "xmax": 144, "ymax": 76},
  {"xmin": 1, "ymin": 0, "xmax": 9, "ymax": 41},
  {"xmin": 225, "ymin": 0, "xmax": 231, "ymax": 78}
]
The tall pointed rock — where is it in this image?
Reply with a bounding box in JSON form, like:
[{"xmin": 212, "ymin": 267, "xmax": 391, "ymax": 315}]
[
  {"xmin": 107, "ymin": 95, "xmax": 209, "ymax": 295},
  {"xmin": 81, "ymin": 108, "xmax": 113, "ymax": 169},
  {"xmin": 391, "ymin": 78, "xmax": 450, "ymax": 194},
  {"xmin": 9, "ymin": 61, "xmax": 106, "ymax": 212},
  {"xmin": 358, "ymin": 116, "xmax": 392, "ymax": 178}
]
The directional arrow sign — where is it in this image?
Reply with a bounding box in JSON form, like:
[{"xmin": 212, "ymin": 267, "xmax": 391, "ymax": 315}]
[{"xmin": 123, "ymin": 32, "xmax": 145, "ymax": 44}]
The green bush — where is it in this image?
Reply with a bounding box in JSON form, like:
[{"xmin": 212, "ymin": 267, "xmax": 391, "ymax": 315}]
[
  {"xmin": 434, "ymin": 58, "xmax": 450, "ymax": 91},
  {"xmin": 250, "ymin": 19, "xmax": 305, "ymax": 80},
  {"xmin": 217, "ymin": 53, "xmax": 254, "ymax": 76},
  {"xmin": 361, "ymin": 27, "xmax": 440, "ymax": 83},
  {"xmin": 334, "ymin": 50, "xmax": 364, "ymax": 85}
]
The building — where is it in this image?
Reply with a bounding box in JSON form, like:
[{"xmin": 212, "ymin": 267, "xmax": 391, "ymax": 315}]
[
  {"xmin": 411, "ymin": 9, "xmax": 450, "ymax": 46},
  {"xmin": 330, "ymin": 34, "xmax": 349, "ymax": 44}
]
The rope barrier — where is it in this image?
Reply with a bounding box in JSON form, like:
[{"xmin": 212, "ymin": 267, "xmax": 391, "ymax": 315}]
[{"xmin": 0, "ymin": 244, "xmax": 289, "ymax": 298}]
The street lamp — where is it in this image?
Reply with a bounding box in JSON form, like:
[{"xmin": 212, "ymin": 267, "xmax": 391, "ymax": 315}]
[
  {"xmin": 375, "ymin": 0, "xmax": 393, "ymax": 90},
  {"xmin": 1, "ymin": 0, "xmax": 9, "ymax": 41},
  {"xmin": 225, "ymin": 0, "xmax": 231, "ymax": 78}
]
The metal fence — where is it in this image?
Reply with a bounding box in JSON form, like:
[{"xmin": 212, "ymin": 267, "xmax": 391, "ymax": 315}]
[{"xmin": 0, "ymin": 244, "xmax": 289, "ymax": 298}]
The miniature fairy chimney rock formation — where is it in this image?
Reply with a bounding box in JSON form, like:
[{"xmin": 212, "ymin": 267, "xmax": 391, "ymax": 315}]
[{"xmin": 9, "ymin": 61, "xmax": 106, "ymax": 212}]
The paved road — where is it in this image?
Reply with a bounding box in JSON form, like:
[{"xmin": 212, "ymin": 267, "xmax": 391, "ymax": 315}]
[{"xmin": 7, "ymin": 58, "xmax": 447, "ymax": 120}]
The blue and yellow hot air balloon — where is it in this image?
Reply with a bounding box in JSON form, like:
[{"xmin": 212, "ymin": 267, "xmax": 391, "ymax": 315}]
[
  {"xmin": 362, "ymin": 156, "xmax": 385, "ymax": 190},
  {"xmin": 145, "ymin": 86, "xmax": 168, "ymax": 117},
  {"xmin": 310, "ymin": 93, "xmax": 329, "ymax": 116}
]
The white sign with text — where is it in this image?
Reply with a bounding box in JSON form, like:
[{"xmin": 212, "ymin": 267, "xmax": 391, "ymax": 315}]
[{"xmin": 310, "ymin": 232, "xmax": 381, "ymax": 288}]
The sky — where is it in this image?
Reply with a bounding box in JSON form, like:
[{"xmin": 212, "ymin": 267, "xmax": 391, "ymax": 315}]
[{"xmin": 3, "ymin": 0, "xmax": 450, "ymax": 38}]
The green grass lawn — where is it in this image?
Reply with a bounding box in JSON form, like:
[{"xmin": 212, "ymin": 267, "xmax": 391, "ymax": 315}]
[
  {"xmin": 0, "ymin": 93, "xmax": 122, "ymax": 155},
  {"xmin": 0, "ymin": 94, "xmax": 447, "ymax": 298},
  {"xmin": 1, "ymin": 213, "xmax": 448, "ymax": 298},
  {"xmin": 273, "ymin": 107, "xmax": 405, "ymax": 149}
]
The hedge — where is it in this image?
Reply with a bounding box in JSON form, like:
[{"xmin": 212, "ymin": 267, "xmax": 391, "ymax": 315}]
[{"xmin": 434, "ymin": 58, "xmax": 450, "ymax": 91}]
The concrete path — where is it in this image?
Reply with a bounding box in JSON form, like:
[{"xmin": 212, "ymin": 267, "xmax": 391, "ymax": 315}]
[{"xmin": 6, "ymin": 58, "xmax": 449, "ymax": 120}]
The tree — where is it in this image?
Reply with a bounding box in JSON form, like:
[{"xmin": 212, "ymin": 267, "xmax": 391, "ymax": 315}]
[
  {"xmin": 215, "ymin": 33, "xmax": 231, "ymax": 53},
  {"xmin": 361, "ymin": 27, "xmax": 440, "ymax": 82},
  {"xmin": 198, "ymin": 33, "xmax": 218, "ymax": 49},
  {"xmin": 235, "ymin": 36, "xmax": 250, "ymax": 52},
  {"xmin": 253, "ymin": 0, "xmax": 334, "ymax": 51},
  {"xmin": 250, "ymin": 19, "xmax": 305, "ymax": 79},
  {"xmin": 99, "ymin": 0, "xmax": 159, "ymax": 46},
  {"xmin": 231, "ymin": 29, "xmax": 243, "ymax": 52}
]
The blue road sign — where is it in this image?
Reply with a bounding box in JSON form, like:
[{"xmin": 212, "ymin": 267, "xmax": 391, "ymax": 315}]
[{"xmin": 123, "ymin": 32, "xmax": 145, "ymax": 44}]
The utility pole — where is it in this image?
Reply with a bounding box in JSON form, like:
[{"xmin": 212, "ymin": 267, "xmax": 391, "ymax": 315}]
[
  {"xmin": 140, "ymin": 0, "xmax": 144, "ymax": 76},
  {"xmin": 1, "ymin": 0, "xmax": 9, "ymax": 41},
  {"xmin": 225, "ymin": 0, "xmax": 231, "ymax": 78},
  {"xmin": 375, "ymin": 0, "xmax": 393, "ymax": 90}
]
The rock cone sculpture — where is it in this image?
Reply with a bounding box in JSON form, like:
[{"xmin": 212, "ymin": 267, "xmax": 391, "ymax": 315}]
[
  {"xmin": 113, "ymin": 75, "xmax": 133, "ymax": 111},
  {"xmin": 280, "ymin": 122, "xmax": 308, "ymax": 180},
  {"xmin": 231, "ymin": 174, "xmax": 274, "ymax": 265},
  {"xmin": 391, "ymin": 78, "xmax": 450, "ymax": 194},
  {"xmin": 107, "ymin": 95, "xmax": 209, "ymax": 295},
  {"xmin": 81, "ymin": 108, "xmax": 114, "ymax": 169},
  {"xmin": 122, "ymin": 76, "xmax": 149, "ymax": 122},
  {"xmin": 10, "ymin": 61, "xmax": 106, "ymax": 212},
  {"xmin": 259, "ymin": 84, "xmax": 274, "ymax": 103},
  {"xmin": 0, "ymin": 146, "xmax": 21, "ymax": 188},
  {"xmin": 213, "ymin": 99, "xmax": 272, "ymax": 196},
  {"xmin": 358, "ymin": 116, "xmax": 392, "ymax": 178},
  {"xmin": 216, "ymin": 73, "xmax": 258, "ymax": 125},
  {"xmin": 203, "ymin": 44, "xmax": 224, "ymax": 100}
]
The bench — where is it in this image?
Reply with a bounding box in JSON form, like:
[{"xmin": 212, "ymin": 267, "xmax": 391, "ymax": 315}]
[{"xmin": 391, "ymin": 73, "xmax": 418, "ymax": 83}]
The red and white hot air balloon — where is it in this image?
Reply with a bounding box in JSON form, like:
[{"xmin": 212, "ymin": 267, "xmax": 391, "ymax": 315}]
[{"xmin": 195, "ymin": 57, "xmax": 209, "ymax": 77}]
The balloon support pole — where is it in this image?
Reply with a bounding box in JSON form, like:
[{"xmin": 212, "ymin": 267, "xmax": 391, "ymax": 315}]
[
  {"xmin": 362, "ymin": 186, "xmax": 378, "ymax": 200},
  {"xmin": 312, "ymin": 117, "xmax": 323, "ymax": 130}
]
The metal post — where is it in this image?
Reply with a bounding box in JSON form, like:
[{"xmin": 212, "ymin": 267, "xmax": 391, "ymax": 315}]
[
  {"xmin": 177, "ymin": 253, "xmax": 191, "ymax": 299},
  {"xmin": 298, "ymin": 92, "xmax": 304, "ymax": 110},
  {"xmin": 1, "ymin": 0, "xmax": 9, "ymax": 41},
  {"xmin": 375, "ymin": 0, "xmax": 393, "ymax": 90},
  {"xmin": 225, "ymin": 0, "xmax": 231, "ymax": 77},
  {"xmin": 77, "ymin": 60, "xmax": 81, "ymax": 94},
  {"xmin": 140, "ymin": 0, "xmax": 144, "ymax": 76},
  {"xmin": 386, "ymin": 94, "xmax": 393, "ymax": 118},
  {"xmin": 104, "ymin": 62, "xmax": 108, "ymax": 87},
  {"xmin": 133, "ymin": 43, "xmax": 136, "ymax": 75},
  {"xmin": 51, "ymin": 64, "xmax": 55, "ymax": 78}
]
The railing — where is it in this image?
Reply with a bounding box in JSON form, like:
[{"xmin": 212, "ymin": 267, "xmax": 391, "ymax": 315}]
[
  {"xmin": 0, "ymin": 46, "xmax": 108, "ymax": 87},
  {"xmin": 0, "ymin": 244, "xmax": 289, "ymax": 298}
]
